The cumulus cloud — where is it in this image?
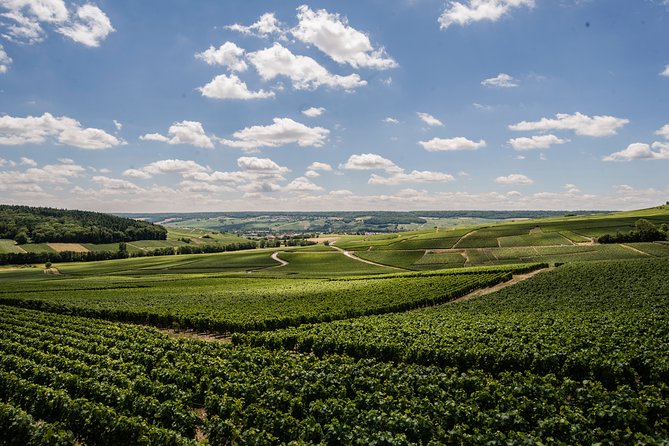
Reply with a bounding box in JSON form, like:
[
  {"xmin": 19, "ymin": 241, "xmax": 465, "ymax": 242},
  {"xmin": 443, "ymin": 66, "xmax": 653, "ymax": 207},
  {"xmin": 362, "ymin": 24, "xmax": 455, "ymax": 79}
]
[
  {"xmin": 509, "ymin": 112, "xmax": 629, "ymax": 137},
  {"xmin": 113, "ymin": 120, "xmax": 122, "ymax": 131},
  {"xmin": 1, "ymin": 1, "xmax": 113, "ymax": 46},
  {"xmin": 123, "ymin": 159, "xmax": 210, "ymax": 180},
  {"xmin": 495, "ymin": 173, "xmax": 534, "ymax": 185},
  {"xmin": 302, "ymin": 107, "xmax": 325, "ymax": 117},
  {"xmin": 92, "ymin": 175, "xmax": 144, "ymax": 193},
  {"xmin": 55, "ymin": 4, "xmax": 114, "ymax": 47},
  {"xmin": 383, "ymin": 117, "xmax": 399, "ymax": 124},
  {"xmin": 602, "ymin": 142, "xmax": 669, "ymax": 162},
  {"xmin": 508, "ymin": 134, "xmax": 569, "ymax": 150},
  {"xmin": 439, "ymin": 0, "xmax": 535, "ymax": 29},
  {"xmin": 339, "ymin": 153, "xmax": 401, "ymax": 172},
  {"xmin": 418, "ymin": 137, "xmax": 486, "ymax": 152},
  {"xmin": 655, "ymin": 124, "xmax": 669, "ymax": 140},
  {"xmin": 417, "ymin": 112, "xmax": 443, "ymax": 127},
  {"xmin": 291, "ymin": 5, "xmax": 397, "ymax": 70},
  {"xmin": 0, "ymin": 112, "xmax": 122, "ymax": 149},
  {"xmin": 198, "ymin": 74, "xmax": 275, "ymax": 100},
  {"xmin": 0, "ymin": 159, "xmax": 85, "ymax": 193},
  {"xmin": 307, "ymin": 161, "xmax": 332, "ymax": 171},
  {"xmin": 284, "ymin": 176, "xmax": 324, "ymax": 192},
  {"xmin": 247, "ymin": 43, "xmax": 366, "ymax": 91},
  {"xmin": 195, "ymin": 41, "xmax": 248, "ymax": 72},
  {"xmin": 0, "ymin": 44, "xmax": 11, "ymax": 73},
  {"xmin": 368, "ymin": 170, "xmax": 455, "ymax": 185},
  {"xmin": 661, "ymin": 65, "xmax": 669, "ymax": 77},
  {"xmin": 19, "ymin": 157, "xmax": 36, "ymax": 166},
  {"xmin": 139, "ymin": 121, "xmax": 215, "ymax": 149},
  {"xmin": 220, "ymin": 117, "xmax": 329, "ymax": 151},
  {"xmin": 226, "ymin": 12, "xmax": 285, "ymax": 38},
  {"xmin": 237, "ymin": 156, "xmax": 290, "ymax": 174},
  {"xmin": 481, "ymin": 72, "xmax": 518, "ymax": 88}
]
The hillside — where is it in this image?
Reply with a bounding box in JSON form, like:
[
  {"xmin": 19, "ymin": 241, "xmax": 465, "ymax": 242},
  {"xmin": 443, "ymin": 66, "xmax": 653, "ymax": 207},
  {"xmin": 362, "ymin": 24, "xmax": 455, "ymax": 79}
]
[{"xmin": 0, "ymin": 205, "xmax": 167, "ymax": 244}]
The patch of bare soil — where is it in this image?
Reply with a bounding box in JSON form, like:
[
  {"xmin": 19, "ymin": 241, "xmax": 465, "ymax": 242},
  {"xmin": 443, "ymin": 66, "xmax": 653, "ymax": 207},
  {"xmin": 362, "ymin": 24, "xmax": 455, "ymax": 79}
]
[
  {"xmin": 47, "ymin": 243, "xmax": 89, "ymax": 253},
  {"xmin": 450, "ymin": 267, "xmax": 552, "ymax": 304},
  {"xmin": 160, "ymin": 328, "xmax": 232, "ymax": 344}
]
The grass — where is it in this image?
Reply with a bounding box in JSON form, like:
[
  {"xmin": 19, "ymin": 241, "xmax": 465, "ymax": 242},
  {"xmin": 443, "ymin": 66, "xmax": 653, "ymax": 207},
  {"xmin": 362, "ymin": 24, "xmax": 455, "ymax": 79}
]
[
  {"xmin": 18, "ymin": 243, "xmax": 55, "ymax": 253},
  {"xmin": 353, "ymin": 250, "xmax": 426, "ymax": 268},
  {"xmin": 0, "ymin": 239, "xmax": 24, "ymax": 254}
]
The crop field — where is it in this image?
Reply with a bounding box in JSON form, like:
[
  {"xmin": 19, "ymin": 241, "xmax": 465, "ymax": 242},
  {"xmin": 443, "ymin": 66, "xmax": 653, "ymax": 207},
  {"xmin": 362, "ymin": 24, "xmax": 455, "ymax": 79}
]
[
  {"xmin": 255, "ymin": 252, "xmax": 393, "ymax": 276},
  {"xmin": 497, "ymin": 232, "xmax": 573, "ymax": 247},
  {"xmin": 1, "ymin": 257, "xmax": 667, "ymax": 444},
  {"xmin": 625, "ymin": 242, "xmax": 669, "ymax": 257},
  {"xmin": 412, "ymin": 251, "xmax": 467, "ymax": 269},
  {"xmin": 0, "ymin": 239, "xmax": 24, "ymax": 254},
  {"xmin": 0, "ymin": 264, "xmax": 522, "ymax": 332},
  {"xmin": 238, "ymin": 259, "xmax": 669, "ymax": 388},
  {"xmin": 353, "ymin": 249, "xmax": 426, "ymax": 268}
]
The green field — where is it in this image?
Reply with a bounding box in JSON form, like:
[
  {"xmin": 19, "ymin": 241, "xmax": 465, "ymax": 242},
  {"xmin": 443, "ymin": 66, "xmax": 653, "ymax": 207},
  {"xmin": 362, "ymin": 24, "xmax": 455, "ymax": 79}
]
[
  {"xmin": 0, "ymin": 259, "xmax": 527, "ymax": 332},
  {"xmin": 1, "ymin": 206, "xmax": 669, "ymax": 444},
  {"xmin": 0, "ymin": 239, "xmax": 24, "ymax": 254}
]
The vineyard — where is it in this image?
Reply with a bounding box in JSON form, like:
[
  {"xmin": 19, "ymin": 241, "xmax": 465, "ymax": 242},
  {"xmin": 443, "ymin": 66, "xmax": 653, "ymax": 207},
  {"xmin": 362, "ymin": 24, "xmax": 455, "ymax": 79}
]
[
  {"xmin": 0, "ymin": 266, "xmax": 526, "ymax": 332},
  {"xmin": 1, "ymin": 301, "xmax": 667, "ymax": 445}
]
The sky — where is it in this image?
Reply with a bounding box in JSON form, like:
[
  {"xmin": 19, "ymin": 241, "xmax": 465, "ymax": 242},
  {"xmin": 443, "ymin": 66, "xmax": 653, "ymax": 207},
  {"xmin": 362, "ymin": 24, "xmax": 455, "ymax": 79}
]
[{"xmin": 0, "ymin": 0, "xmax": 668, "ymax": 212}]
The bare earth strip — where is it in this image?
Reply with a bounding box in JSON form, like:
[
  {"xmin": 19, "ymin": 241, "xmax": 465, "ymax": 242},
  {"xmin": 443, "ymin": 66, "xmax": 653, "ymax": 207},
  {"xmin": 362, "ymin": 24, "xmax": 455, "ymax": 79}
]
[
  {"xmin": 271, "ymin": 251, "xmax": 289, "ymax": 267},
  {"xmin": 452, "ymin": 228, "xmax": 480, "ymax": 249},
  {"xmin": 620, "ymin": 244, "xmax": 652, "ymax": 257},
  {"xmin": 47, "ymin": 243, "xmax": 89, "ymax": 253},
  {"xmin": 160, "ymin": 328, "xmax": 232, "ymax": 344},
  {"xmin": 450, "ymin": 267, "xmax": 552, "ymax": 304},
  {"xmin": 329, "ymin": 244, "xmax": 405, "ymax": 270}
]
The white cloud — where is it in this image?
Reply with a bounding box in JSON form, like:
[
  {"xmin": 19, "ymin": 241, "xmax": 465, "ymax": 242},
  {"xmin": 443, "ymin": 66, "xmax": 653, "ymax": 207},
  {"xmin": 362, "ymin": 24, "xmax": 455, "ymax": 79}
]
[
  {"xmin": 291, "ymin": 5, "xmax": 397, "ymax": 70},
  {"xmin": 508, "ymin": 134, "xmax": 569, "ymax": 150},
  {"xmin": 1, "ymin": 1, "xmax": 113, "ymax": 47},
  {"xmin": 0, "ymin": 44, "xmax": 11, "ymax": 73},
  {"xmin": 473, "ymin": 103, "xmax": 493, "ymax": 111},
  {"xmin": 139, "ymin": 133, "xmax": 169, "ymax": 143},
  {"xmin": 284, "ymin": 176, "xmax": 324, "ymax": 192},
  {"xmin": 509, "ymin": 112, "xmax": 629, "ymax": 137},
  {"xmin": 0, "ymin": 112, "xmax": 122, "ymax": 149},
  {"xmin": 92, "ymin": 175, "xmax": 143, "ymax": 193},
  {"xmin": 339, "ymin": 153, "xmax": 401, "ymax": 172},
  {"xmin": 220, "ymin": 117, "xmax": 329, "ymax": 151},
  {"xmin": 198, "ymin": 74, "xmax": 275, "ymax": 100},
  {"xmin": 383, "ymin": 117, "xmax": 399, "ymax": 124},
  {"xmin": 481, "ymin": 72, "xmax": 518, "ymax": 88},
  {"xmin": 19, "ymin": 156, "xmax": 36, "ymax": 166},
  {"xmin": 655, "ymin": 124, "xmax": 669, "ymax": 140},
  {"xmin": 495, "ymin": 173, "xmax": 534, "ymax": 185},
  {"xmin": 417, "ymin": 112, "xmax": 443, "ymax": 127},
  {"xmin": 307, "ymin": 161, "xmax": 332, "ymax": 171},
  {"xmin": 602, "ymin": 142, "xmax": 669, "ymax": 162},
  {"xmin": 0, "ymin": 160, "xmax": 85, "ymax": 189},
  {"xmin": 419, "ymin": 137, "xmax": 486, "ymax": 152},
  {"xmin": 302, "ymin": 107, "xmax": 325, "ymax": 117},
  {"xmin": 247, "ymin": 43, "xmax": 366, "ymax": 91},
  {"xmin": 195, "ymin": 41, "xmax": 248, "ymax": 72},
  {"xmin": 123, "ymin": 159, "xmax": 210, "ymax": 180},
  {"xmin": 660, "ymin": 65, "xmax": 669, "ymax": 77},
  {"xmin": 113, "ymin": 119, "xmax": 122, "ymax": 131},
  {"xmin": 369, "ymin": 170, "xmax": 455, "ymax": 185},
  {"xmin": 55, "ymin": 4, "xmax": 113, "ymax": 47},
  {"xmin": 237, "ymin": 156, "xmax": 290, "ymax": 174},
  {"xmin": 226, "ymin": 12, "xmax": 285, "ymax": 38},
  {"xmin": 304, "ymin": 170, "xmax": 319, "ymax": 178},
  {"xmin": 439, "ymin": 0, "xmax": 535, "ymax": 29},
  {"xmin": 140, "ymin": 121, "xmax": 215, "ymax": 149}
]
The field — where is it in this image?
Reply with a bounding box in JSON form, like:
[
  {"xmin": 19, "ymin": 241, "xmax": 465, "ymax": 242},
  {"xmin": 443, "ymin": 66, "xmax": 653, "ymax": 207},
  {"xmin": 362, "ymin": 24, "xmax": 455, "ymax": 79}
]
[
  {"xmin": 1, "ymin": 206, "xmax": 668, "ymax": 444},
  {"xmin": 0, "ymin": 239, "xmax": 24, "ymax": 254}
]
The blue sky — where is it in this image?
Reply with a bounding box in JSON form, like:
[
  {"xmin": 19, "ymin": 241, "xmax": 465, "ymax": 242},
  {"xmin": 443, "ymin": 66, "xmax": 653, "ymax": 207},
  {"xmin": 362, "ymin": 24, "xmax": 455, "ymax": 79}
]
[{"xmin": 0, "ymin": 0, "xmax": 668, "ymax": 212}]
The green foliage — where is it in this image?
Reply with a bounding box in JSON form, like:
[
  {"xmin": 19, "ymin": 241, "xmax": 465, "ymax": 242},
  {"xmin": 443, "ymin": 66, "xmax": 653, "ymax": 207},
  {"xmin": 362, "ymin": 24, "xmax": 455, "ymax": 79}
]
[
  {"xmin": 0, "ymin": 304, "xmax": 666, "ymax": 445},
  {"xmin": 0, "ymin": 267, "xmax": 518, "ymax": 332},
  {"xmin": 0, "ymin": 204, "xmax": 167, "ymax": 244}
]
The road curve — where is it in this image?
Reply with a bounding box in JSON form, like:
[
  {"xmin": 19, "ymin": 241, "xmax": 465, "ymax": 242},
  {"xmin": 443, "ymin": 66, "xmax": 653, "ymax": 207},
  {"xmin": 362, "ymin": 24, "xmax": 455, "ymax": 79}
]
[{"xmin": 271, "ymin": 251, "xmax": 289, "ymax": 267}]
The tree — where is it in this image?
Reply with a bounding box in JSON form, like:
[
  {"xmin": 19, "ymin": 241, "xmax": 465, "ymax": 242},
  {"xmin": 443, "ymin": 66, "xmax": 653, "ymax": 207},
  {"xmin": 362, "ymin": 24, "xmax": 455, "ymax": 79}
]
[
  {"xmin": 14, "ymin": 231, "xmax": 29, "ymax": 245},
  {"xmin": 117, "ymin": 241, "xmax": 129, "ymax": 259}
]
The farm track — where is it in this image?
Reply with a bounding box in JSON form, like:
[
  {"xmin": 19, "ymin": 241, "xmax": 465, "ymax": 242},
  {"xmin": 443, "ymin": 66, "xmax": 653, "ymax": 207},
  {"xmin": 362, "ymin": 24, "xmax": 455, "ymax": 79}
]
[
  {"xmin": 452, "ymin": 228, "xmax": 481, "ymax": 249},
  {"xmin": 449, "ymin": 266, "xmax": 552, "ymax": 304},
  {"xmin": 620, "ymin": 244, "xmax": 653, "ymax": 257},
  {"xmin": 270, "ymin": 251, "xmax": 289, "ymax": 267},
  {"xmin": 329, "ymin": 244, "xmax": 405, "ymax": 270}
]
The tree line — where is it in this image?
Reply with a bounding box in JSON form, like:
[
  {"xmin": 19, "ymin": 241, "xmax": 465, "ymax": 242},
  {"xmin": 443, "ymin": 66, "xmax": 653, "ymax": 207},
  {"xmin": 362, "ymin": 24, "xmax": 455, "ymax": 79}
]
[
  {"xmin": 0, "ymin": 205, "xmax": 167, "ymax": 244},
  {"xmin": 597, "ymin": 219, "xmax": 668, "ymax": 244}
]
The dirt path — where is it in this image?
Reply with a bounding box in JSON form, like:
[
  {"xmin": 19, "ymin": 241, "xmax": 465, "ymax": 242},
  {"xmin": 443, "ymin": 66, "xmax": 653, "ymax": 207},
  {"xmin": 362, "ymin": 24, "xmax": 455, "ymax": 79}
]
[
  {"xmin": 329, "ymin": 245, "xmax": 405, "ymax": 270},
  {"xmin": 620, "ymin": 244, "xmax": 652, "ymax": 256},
  {"xmin": 450, "ymin": 267, "xmax": 552, "ymax": 304},
  {"xmin": 160, "ymin": 328, "xmax": 232, "ymax": 343},
  {"xmin": 271, "ymin": 251, "xmax": 289, "ymax": 267},
  {"xmin": 452, "ymin": 228, "xmax": 480, "ymax": 249}
]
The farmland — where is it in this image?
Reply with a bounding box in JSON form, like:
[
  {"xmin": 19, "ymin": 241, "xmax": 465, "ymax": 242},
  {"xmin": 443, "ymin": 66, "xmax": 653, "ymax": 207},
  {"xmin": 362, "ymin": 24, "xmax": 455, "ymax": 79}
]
[{"xmin": 0, "ymin": 206, "xmax": 668, "ymax": 444}]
